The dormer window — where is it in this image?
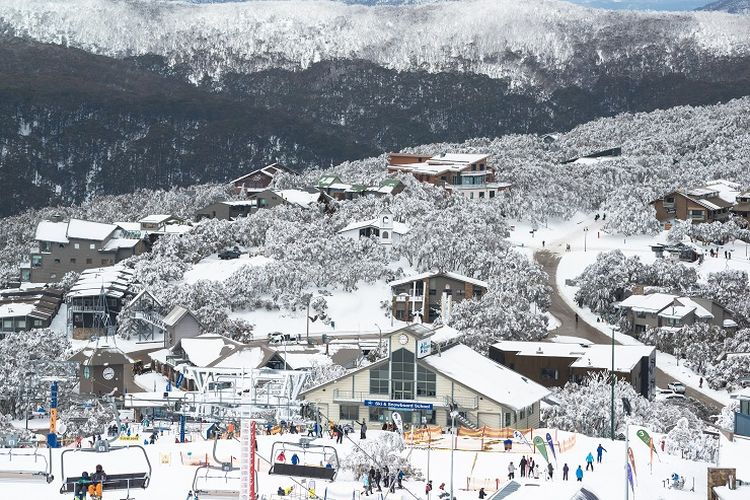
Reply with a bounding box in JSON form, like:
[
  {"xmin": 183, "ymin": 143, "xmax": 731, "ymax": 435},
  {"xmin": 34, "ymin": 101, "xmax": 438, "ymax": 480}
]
[
  {"xmin": 382, "ymin": 231, "xmax": 389, "ymax": 240},
  {"xmin": 382, "ymin": 216, "xmax": 390, "ymax": 225}
]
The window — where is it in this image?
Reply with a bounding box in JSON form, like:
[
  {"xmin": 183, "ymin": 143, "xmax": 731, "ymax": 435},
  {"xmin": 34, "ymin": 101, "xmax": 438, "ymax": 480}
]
[
  {"xmin": 39, "ymin": 241, "xmax": 51, "ymax": 253},
  {"xmin": 478, "ymin": 192, "xmax": 485, "ymax": 199},
  {"xmin": 17, "ymin": 319, "xmax": 26, "ymax": 329},
  {"xmin": 395, "ymin": 310, "xmax": 404, "ymax": 320},
  {"xmin": 519, "ymin": 408, "xmax": 526, "ymax": 419},
  {"xmin": 505, "ymin": 412, "xmax": 511, "ymax": 427},
  {"xmin": 472, "ymin": 289, "xmax": 483, "ymax": 299},
  {"xmin": 21, "ymin": 269, "xmax": 30, "ymax": 282},
  {"xmin": 469, "ymin": 192, "xmax": 474, "ymax": 199},
  {"xmin": 689, "ymin": 209, "xmax": 705, "ymax": 220},
  {"xmin": 391, "ymin": 348, "xmax": 415, "ymax": 400},
  {"xmin": 54, "ymin": 258, "xmax": 61, "ymax": 264},
  {"xmin": 636, "ymin": 311, "xmax": 646, "ymax": 319},
  {"xmin": 74, "ymin": 243, "xmax": 80, "ymax": 249},
  {"xmin": 70, "ymin": 258, "xmax": 76, "ymax": 264},
  {"xmin": 86, "ymin": 258, "xmax": 93, "ymax": 265},
  {"xmin": 31, "ymin": 255, "xmax": 42, "ymax": 268},
  {"xmin": 541, "ymin": 368, "xmax": 558, "ymax": 381},
  {"xmin": 2, "ymin": 319, "xmax": 11, "ymax": 330},
  {"xmin": 33, "ymin": 319, "xmax": 43, "ymax": 327},
  {"xmin": 370, "ymin": 365, "xmax": 389, "ymax": 395},
  {"xmin": 382, "ymin": 231, "xmax": 389, "ymax": 240},
  {"xmin": 339, "ymin": 405, "xmax": 359, "ymax": 420},
  {"xmin": 416, "ymin": 365, "xmax": 436, "ymax": 397},
  {"xmin": 429, "ymin": 288, "xmax": 436, "ymax": 296},
  {"xmin": 369, "ymin": 407, "xmax": 387, "ymax": 422},
  {"xmin": 101, "ymin": 259, "xmax": 109, "ymax": 265},
  {"xmin": 489, "ymin": 191, "xmax": 495, "ymax": 199},
  {"xmin": 89, "ymin": 243, "xmax": 96, "ymax": 250}
]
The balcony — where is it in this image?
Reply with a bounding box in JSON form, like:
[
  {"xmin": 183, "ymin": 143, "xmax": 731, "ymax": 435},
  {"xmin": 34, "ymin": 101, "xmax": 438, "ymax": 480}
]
[
  {"xmin": 394, "ymin": 294, "xmax": 424, "ymax": 303},
  {"xmin": 444, "ymin": 395, "xmax": 479, "ymax": 410}
]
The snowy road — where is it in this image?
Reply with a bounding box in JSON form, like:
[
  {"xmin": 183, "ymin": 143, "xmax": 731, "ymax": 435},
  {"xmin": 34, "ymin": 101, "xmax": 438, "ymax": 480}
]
[{"xmin": 534, "ymin": 250, "xmax": 724, "ymax": 412}]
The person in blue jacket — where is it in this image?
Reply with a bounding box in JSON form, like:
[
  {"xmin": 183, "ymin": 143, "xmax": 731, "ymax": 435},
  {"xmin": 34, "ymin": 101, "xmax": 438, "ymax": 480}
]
[{"xmin": 576, "ymin": 465, "xmax": 583, "ymax": 482}]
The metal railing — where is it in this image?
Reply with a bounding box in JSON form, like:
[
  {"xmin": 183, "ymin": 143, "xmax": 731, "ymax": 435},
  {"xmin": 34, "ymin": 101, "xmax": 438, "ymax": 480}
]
[{"xmin": 443, "ymin": 395, "xmax": 479, "ymax": 410}]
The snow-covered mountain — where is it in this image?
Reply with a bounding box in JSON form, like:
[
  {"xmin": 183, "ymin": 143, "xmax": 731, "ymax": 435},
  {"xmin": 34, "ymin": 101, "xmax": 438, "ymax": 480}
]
[
  {"xmin": 1, "ymin": 0, "xmax": 749, "ymax": 87},
  {"xmin": 698, "ymin": 0, "xmax": 750, "ymax": 13}
]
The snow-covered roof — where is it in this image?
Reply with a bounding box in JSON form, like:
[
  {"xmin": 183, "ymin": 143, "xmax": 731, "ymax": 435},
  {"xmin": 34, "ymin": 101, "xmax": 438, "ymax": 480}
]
[
  {"xmin": 156, "ymin": 224, "xmax": 194, "ymax": 235},
  {"xmin": 275, "ymin": 189, "xmax": 323, "ymax": 208},
  {"xmin": 163, "ymin": 305, "xmax": 196, "ymax": 328},
  {"xmin": 222, "ymin": 200, "xmax": 258, "ymax": 207},
  {"xmin": 67, "ymin": 267, "xmax": 135, "ymax": 298},
  {"xmin": 429, "ymin": 325, "xmax": 462, "ymax": 344},
  {"xmin": 138, "ymin": 214, "xmax": 174, "ymax": 224},
  {"xmin": 68, "ymin": 344, "xmax": 135, "ymax": 366},
  {"xmin": 430, "ymin": 153, "xmax": 489, "ymax": 164},
  {"xmin": 657, "ymin": 305, "xmax": 694, "ymax": 319},
  {"xmin": 724, "ymin": 319, "xmax": 738, "ymax": 328},
  {"xmin": 148, "ymin": 348, "xmax": 170, "ymax": 365},
  {"xmin": 276, "ymin": 351, "xmax": 331, "ymax": 370},
  {"xmin": 493, "ymin": 341, "xmax": 655, "ymax": 373},
  {"xmin": 338, "ymin": 218, "xmax": 410, "ymax": 235},
  {"xmin": 389, "ymin": 271, "xmax": 488, "ymax": 289},
  {"xmin": 35, "ymin": 221, "xmax": 69, "ymax": 243},
  {"xmin": 179, "ymin": 334, "xmax": 243, "ymax": 367},
  {"xmin": 212, "ymin": 346, "xmax": 268, "ymax": 369},
  {"xmin": 101, "ymin": 238, "xmax": 141, "ymax": 252},
  {"xmin": 0, "ymin": 303, "xmax": 36, "ymax": 319},
  {"xmin": 421, "ymin": 344, "xmax": 549, "ymax": 411},
  {"xmin": 230, "ymin": 163, "xmax": 289, "ymax": 185},
  {"xmin": 114, "ymin": 222, "xmax": 142, "ymax": 232},
  {"xmin": 617, "ymin": 293, "xmax": 676, "ymax": 313},
  {"xmin": 66, "ymin": 219, "xmax": 118, "ymax": 241}
]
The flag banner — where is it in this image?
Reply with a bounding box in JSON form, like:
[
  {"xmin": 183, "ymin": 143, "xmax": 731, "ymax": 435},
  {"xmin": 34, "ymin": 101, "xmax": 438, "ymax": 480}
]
[
  {"xmin": 626, "ymin": 463, "xmax": 635, "ymax": 494},
  {"xmin": 533, "ymin": 436, "xmax": 549, "ymax": 463},
  {"xmin": 636, "ymin": 429, "xmax": 658, "ymax": 456},
  {"xmin": 649, "ymin": 437, "xmax": 654, "ymax": 467},
  {"xmin": 627, "ymin": 447, "xmax": 638, "ymax": 483},
  {"xmin": 545, "ymin": 432, "xmax": 557, "ymax": 463},
  {"xmin": 514, "ymin": 430, "xmax": 533, "ymax": 450}
]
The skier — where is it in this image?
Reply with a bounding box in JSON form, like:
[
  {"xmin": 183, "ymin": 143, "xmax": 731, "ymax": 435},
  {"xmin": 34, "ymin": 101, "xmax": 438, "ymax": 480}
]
[
  {"xmin": 519, "ymin": 456, "xmax": 527, "ymax": 478},
  {"xmin": 507, "ymin": 461, "xmax": 516, "ymax": 480},
  {"xmin": 562, "ymin": 463, "xmax": 569, "ymax": 481},
  {"xmin": 397, "ymin": 468, "xmax": 405, "ymax": 489},
  {"xmin": 576, "ymin": 465, "xmax": 583, "ymax": 482},
  {"xmin": 478, "ymin": 487, "xmax": 487, "ymax": 499},
  {"xmin": 585, "ymin": 452, "xmax": 594, "ymax": 471},
  {"xmin": 362, "ymin": 473, "xmax": 370, "ymax": 497},
  {"xmin": 547, "ymin": 462, "xmax": 554, "ymax": 480},
  {"xmin": 358, "ymin": 419, "xmax": 368, "ymax": 440},
  {"xmin": 425, "ymin": 480, "xmax": 433, "ymax": 496},
  {"xmin": 596, "ymin": 443, "xmax": 607, "ymax": 463}
]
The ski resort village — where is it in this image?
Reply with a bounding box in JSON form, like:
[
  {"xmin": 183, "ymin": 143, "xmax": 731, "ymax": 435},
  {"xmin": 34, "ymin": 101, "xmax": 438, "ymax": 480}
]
[{"xmin": 2, "ymin": 1, "xmax": 750, "ymax": 500}]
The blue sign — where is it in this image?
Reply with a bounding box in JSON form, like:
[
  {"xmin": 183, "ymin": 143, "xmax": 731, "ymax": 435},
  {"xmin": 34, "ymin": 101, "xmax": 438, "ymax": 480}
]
[{"xmin": 364, "ymin": 400, "xmax": 433, "ymax": 411}]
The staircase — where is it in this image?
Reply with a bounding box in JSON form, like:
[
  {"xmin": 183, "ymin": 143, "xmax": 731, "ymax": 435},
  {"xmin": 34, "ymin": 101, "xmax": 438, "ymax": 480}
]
[
  {"xmin": 453, "ymin": 412, "xmax": 479, "ymax": 430},
  {"xmin": 489, "ymin": 481, "xmax": 521, "ymax": 499}
]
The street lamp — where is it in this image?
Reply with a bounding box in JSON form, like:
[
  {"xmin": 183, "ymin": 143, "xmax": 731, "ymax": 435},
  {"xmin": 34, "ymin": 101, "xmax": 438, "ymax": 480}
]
[{"xmin": 610, "ymin": 325, "xmax": 618, "ymax": 441}]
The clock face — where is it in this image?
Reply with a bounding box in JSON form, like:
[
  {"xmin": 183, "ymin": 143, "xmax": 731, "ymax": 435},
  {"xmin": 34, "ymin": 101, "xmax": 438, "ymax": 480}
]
[
  {"xmin": 399, "ymin": 334, "xmax": 408, "ymax": 345},
  {"xmin": 102, "ymin": 367, "xmax": 115, "ymax": 381}
]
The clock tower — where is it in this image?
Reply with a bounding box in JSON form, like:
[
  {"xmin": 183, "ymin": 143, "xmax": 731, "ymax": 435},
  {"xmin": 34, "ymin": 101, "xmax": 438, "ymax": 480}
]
[{"xmin": 69, "ymin": 344, "xmax": 136, "ymax": 396}]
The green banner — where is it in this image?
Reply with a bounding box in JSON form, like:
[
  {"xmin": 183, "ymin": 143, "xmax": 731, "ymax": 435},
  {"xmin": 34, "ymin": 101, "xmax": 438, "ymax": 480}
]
[
  {"xmin": 636, "ymin": 429, "xmax": 658, "ymax": 455},
  {"xmin": 533, "ymin": 435, "xmax": 549, "ymax": 463}
]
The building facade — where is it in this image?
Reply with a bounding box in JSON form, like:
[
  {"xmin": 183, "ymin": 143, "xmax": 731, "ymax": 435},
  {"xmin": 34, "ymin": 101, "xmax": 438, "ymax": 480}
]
[
  {"xmin": 70, "ymin": 345, "xmax": 136, "ymax": 396},
  {"xmin": 618, "ymin": 293, "xmax": 736, "ymax": 334},
  {"xmin": 66, "ymin": 267, "xmax": 136, "ymax": 340},
  {"xmin": 0, "ymin": 287, "xmax": 63, "ymax": 337},
  {"xmin": 390, "ymin": 271, "xmax": 488, "ymax": 323},
  {"xmin": 230, "ymin": 163, "xmax": 295, "ymax": 195},
  {"xmin": 300, "ymin": 325, "xmax": 549, "ymax": 429},
  {"xmin": 651, "ymin": 185, "xmax": 735, "ymax": 225},
  {"xmin": 26, "ymin": 218, "xmax": 146, "ymax": 283},
  {"xmin": 489, "ymin": 341, "xmax": 656, "ymax": 399},
  {"xmin": 337, "ymin": 208, "xmax": 410, "ymax": 247}
]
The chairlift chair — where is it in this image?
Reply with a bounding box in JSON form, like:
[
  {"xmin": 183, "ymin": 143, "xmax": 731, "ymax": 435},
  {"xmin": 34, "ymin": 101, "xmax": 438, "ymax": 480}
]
[
  {"xmin": 59, "ymin": 439, "xmax": 152, "ymax": 496},
  {"xmin": 0, "ymin": 434, "xmax": 54, "ymax": 483},
  {"xmin": 269, "ymin": 439, "xmax": 339, "ymax": 481},
  {"xmin": 191, "ymin": 436, "xmax": 241, "ymax": 499}
]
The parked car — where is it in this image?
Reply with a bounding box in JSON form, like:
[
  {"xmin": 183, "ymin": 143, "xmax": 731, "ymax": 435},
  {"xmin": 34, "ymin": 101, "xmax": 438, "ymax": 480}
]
[
  {"xmin": 656, "ymin": 389, "xmax": 686, "ymax": 402},
  {"xmin": 219, "ymin": 246, "xmax": 242, "ymax": 260},
  {"xmin": 668, "ymin": 381, "xmax": 687, "ymax": 394}
]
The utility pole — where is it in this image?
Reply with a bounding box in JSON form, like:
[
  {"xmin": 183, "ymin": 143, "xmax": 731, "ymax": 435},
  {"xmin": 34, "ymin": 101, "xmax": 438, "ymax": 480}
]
[
  {"xmin": 584, "ymin": 227, "xmax": 589, "ymax": 252},
  {"xmin": 306, "ymin": 299, "xmax": 311, "ymax": 345},
  {"xmin": 449, "ymin": 406, "xmax": 458, "ymax": 500}
]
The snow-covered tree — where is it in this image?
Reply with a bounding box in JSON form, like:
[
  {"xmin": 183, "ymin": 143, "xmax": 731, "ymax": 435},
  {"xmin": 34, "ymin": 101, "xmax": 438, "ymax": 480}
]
[
  {"xmin": 340, "ymin": 431, "xmax": 413, "ymax": 479},
  {"xmin": 301, "ymin": 362, "xmax": 347, "ymax": 391},
  {"xmin": 60, "ymin": 401, "xmax": 118, "ymax": 439}
]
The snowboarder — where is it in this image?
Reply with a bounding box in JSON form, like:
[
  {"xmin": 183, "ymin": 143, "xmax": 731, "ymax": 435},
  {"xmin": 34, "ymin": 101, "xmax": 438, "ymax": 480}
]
[
  {"xmin": 478, "ymin": 487, "xmax": 487, "ymax": 499},
  {"xmin": 88, "ymin": 464, "xmax": 106, "ymax": 499},
  {"xmin": 547, "ymin": 462, "xmax": 554, "ymax": 480},
  {"xmin": 576, "ymin": 465, "xmax": 583, "ymax": 482},
  {"xmin": 74, "ymin": 471, "xmax": 91, "ymax": 500},
  {"xmin": 585, "ymin": 452, "xmax": 594, "ymax": 471},
  {"xmin": 562, "ymin": 463, "xmax": 569, "ymax": 481},
  {"xmin": 358, "ymin": 419, "xmax": 367, "ymax": 440},
  {"xmin": 519, "ymin": 456, "xmax": 527, "ymax": 478},
  {"xmin": 507, "ymin": 461, "xmax": 516, "ymax": 480},
  {"xmin": 596, "ymin": 444, "xmax": 607, "ymax": 463}
]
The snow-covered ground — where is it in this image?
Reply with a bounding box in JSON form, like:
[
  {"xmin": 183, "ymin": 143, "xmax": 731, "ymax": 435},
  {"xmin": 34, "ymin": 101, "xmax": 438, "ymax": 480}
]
[
  {"xmin": 232, "ymin": 280, "xmax": 401, "ymax": 338},
  {"xmin": 183, "ymin": 254, "xmax": 273, "ymax": 284},
  {"xmin": 1, "ymin": 424, "xmax": 738, "ymax": 500}
]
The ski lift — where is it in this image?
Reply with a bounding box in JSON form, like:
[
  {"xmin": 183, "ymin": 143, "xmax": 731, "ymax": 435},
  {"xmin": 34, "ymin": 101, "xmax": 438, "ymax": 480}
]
[
  {"xmin": 58, "ymin": 440, "xmax": 152, "ymax": 496},
  {"xmin": 191, "ymin": 437, "xmax": 241, "ymax": 499},
  {"xmin": 269, "ymin": 438, "xmax": 339, "ymax": 481},
  {"xmin": 0, "ymin": 434, "xmax": 54, "ymax": 483},
  {"xmin": 59, "ymin": 398, "xmax": 152, "ymax": 496}
]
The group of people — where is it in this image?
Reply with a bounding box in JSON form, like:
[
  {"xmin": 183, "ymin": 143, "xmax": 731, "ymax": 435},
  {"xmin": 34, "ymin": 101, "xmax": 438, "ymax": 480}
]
[
  {"xmin": 425, "ymin": 480, "xmax": 450, "ymax": 499},
  {"xmin": 361, "ymin": 465, "xmax": 404, "ymax": 495},
  {"xmin": 73, "ymin": 464, "xmax": 107, "ymax": 500},
  {"xmin": 499, "ymin": 443, "xmax": 607, "ymax": 490}
]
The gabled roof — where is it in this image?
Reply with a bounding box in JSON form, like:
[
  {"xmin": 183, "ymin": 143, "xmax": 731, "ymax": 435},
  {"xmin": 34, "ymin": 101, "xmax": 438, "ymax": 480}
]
[
  {"xmin": 275, "ymin": 189, "xmax": 330, "ymax": 208},
  {"xmin": 317, "ymin": 175, "xmax": 342, "ymax": 188},
  {"xmin": 35, "ymin": 221, "xmax": 69, "ymax": 243},
  {"xmin": 69, "ymin": 344, "xmax": 135, "ymax": 366},
  {"xmin": 163, "ymin": 305, "xmax": 200, "ymax": 328},
  {"xmin": 617, "ymin": 293, "xmax": 676, "ymax": 313},
  {"xmin": 66, "ymin": 219, "xmax": 118, "ymax": 241},
  {"xmin": 420, "ymin": 343, "xmax": 550, "ymax": 411},
  {"xmin": 67, "ymin": 267, "xmax": 135, "ymax": 299},
  {"xmin": 230, "ymin": 163, "xmax": 293, "ymax": 185},
  {"xmin": 138, "ymin": 214, "xmax": 177, "ymax": 224},
  {"xmin": 177, "ymin": 333, "xmax": 243, "ymax": 368},
  {"xmin": 389, "ymin": 271, "xmax": 489, "ymax": 289}
]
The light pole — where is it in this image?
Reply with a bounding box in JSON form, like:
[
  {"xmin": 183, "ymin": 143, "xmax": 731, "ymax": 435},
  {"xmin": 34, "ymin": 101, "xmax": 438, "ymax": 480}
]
[
  {"xmin": 584, "ymin": 227, "xmax": 589, "ymax": 253},
  {"xmin": 449, "ymin": 406, "xmax": 458, "ymax": 500},
  {"xmin": 611, "ymin": 325, "xmax": 617, "ymax": 441},
  {"xmin": 375, "ymin": 323, "xmax": 382, "ymax": 357}
]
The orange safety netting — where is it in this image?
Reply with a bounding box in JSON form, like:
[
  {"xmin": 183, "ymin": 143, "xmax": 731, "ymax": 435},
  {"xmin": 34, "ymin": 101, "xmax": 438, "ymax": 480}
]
[
  {"xmin": 404, "ymin": 425, "xmax": 443, "ymax": 443},
  {"xmin": 457, "ymin": 426, "xmax": 532, "ymax": 439}
]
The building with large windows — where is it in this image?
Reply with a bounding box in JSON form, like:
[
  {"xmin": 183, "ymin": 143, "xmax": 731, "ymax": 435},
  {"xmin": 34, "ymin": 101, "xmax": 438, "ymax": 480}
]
[{"xmin": 300, "ymin": 325, "xmax": 549, "ymax": 429}]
